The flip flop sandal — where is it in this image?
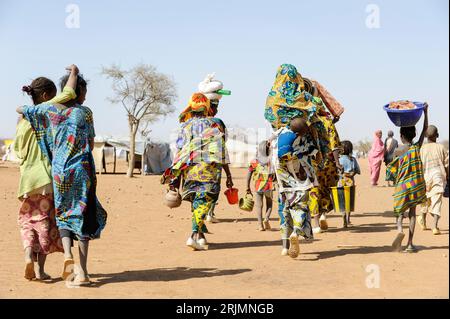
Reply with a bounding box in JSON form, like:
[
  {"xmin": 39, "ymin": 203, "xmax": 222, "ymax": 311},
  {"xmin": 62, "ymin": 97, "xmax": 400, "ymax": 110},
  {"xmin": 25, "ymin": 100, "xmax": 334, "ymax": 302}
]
[
  {"xmin": 24, "ymin": 262, "xmax": 36, "ymax": 280},
  {"xmin": 417, "ymin": 215, "xmax": 427, "ymax": 230},
  {"xmin": 263, "ymin": 220, "xmax": 271, "ymax": 230},
  {"xmin": 432, "ymin": 228, "xmax": 441, "ymax": 235},
  {"xmin": 288, "ymin": 235, "xmax": 300, "ymax": 258},
  {"xmin": 391, "ymin": 233, "xmax": 405, "ymax": 252},
  {"xmin": 61, "ymin": 258, "xmax": 75, "ymax": 280},
  {"xmin": 36, "ymin": 273, "xmax": 52, "ymax": 281},
  {"xmin": 404, "ymin": 246, "xmax": 418, "ymax": 253},
  {"xmin": 72, "ymin": 274, "xmax": 91, "ymax": 287},
  {"xmin": 319, "ymin": 216, "xmax": 328, "ymax": 231}
]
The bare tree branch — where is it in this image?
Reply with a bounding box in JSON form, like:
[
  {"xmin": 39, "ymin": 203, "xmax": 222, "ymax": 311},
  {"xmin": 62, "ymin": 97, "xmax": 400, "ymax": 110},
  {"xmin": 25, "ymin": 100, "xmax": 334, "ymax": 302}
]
[{"xmin": 101, "ymin": 63, "xmax": 178, "ymax": 177}]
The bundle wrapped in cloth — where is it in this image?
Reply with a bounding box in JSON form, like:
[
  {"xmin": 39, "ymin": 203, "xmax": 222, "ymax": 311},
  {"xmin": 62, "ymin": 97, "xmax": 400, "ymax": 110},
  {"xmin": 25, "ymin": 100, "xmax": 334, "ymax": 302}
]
[
  {"xmin": 264, "ymin": 65, "xmax": 319, "ymax": 130},
  {"xmin": 198, "ymin": 73, "xmax": 231, "ymax": 101},
  {"xmin": 311, "ymin": 80, "xmax": 345, "ymax": 118}
]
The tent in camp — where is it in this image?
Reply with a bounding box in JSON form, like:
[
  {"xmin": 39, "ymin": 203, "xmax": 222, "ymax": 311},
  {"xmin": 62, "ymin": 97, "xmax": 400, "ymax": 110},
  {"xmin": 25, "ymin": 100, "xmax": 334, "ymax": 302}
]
[{"xmin": 93, "ymin": 137, "xmax": 172, "ymax": 175}]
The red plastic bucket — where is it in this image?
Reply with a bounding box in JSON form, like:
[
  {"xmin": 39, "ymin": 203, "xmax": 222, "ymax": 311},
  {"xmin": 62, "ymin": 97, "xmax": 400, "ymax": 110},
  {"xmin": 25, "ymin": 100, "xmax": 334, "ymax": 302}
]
[{"xmin": 224, "ymin": 188, "xmax": 239, "ymax": 205}]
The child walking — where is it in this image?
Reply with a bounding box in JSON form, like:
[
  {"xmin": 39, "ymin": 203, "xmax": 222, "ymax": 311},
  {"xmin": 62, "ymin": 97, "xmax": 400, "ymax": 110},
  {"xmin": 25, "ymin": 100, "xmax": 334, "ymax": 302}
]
[
  {"xmin": 338, "ymin": 140, "xmax": 361, "ymax": 227},
  {"xmin": 418, "ymin": 125, "xmax": 449, "ymax": 235},
  {"xmin": 387, "ymin": 104, "xmax": 428, "ymax": 253},
  {"xmin": 14, "ymin": 65, "xmax": 79, "ymax": 280},
  {"xmin": 273, "ymin": 117, "xmax": 315, "ymax": 258},
  {"xmin": 246, "ymin": 140, "xmax": 276, "ymax": 231}
]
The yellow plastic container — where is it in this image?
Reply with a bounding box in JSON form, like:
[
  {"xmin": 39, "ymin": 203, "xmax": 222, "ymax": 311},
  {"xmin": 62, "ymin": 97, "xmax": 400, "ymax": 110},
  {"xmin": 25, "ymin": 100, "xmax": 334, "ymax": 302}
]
[
  {"xmin": 330, "ymin": 186, "xmax": 356, "ymax": 214},
  {"xmin": 239, "ymin": 194, "xmax": 254, "ymax": 212}
]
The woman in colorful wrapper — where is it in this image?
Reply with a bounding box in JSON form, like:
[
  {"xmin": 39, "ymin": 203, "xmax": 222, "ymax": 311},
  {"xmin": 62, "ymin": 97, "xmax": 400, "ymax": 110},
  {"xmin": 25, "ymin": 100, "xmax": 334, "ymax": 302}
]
[
  {"xmin": 387, "ymin": 104, "xmax": 428, "ymax": 253},
  {"xmin": 17, "ymin": 72, "xmax": 107, "ymax": 286},
  {"xmin": 246, "ymin": 140, "xmax": 276, "ymax": 231},
  {"xmin": 197, "ymin": 73, "xmax": 230, "ymax": 223},
  {"xmin": 14, "ymin": 65, "xmax": 79, "ymax": 281},
  {"xmin": 307, "ymin": 108, "xmax": 343, "ymax": 233},
  {"xmin": 368, "ymin": 130, "xmax": 385, "ymax": 186},
  {"xmin": 264, "ymin": 64, "xmax": 342, "ymax": 238},
  {"xmin": 164, "ymin": 93, "xmax": 233, "ymax": 251}
]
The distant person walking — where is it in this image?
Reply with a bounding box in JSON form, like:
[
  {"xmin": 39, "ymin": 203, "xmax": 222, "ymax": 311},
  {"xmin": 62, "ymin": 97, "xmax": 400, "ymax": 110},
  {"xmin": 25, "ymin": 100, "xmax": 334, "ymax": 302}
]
[
  {"xmin": 418, "ymin": 125, "xmax": 448, "ymax": 235},
  {"xmin": 384, "ymin": 130, "xmax": 398, "ymax": 164},
  {"xmin": 368, "ymin": 130, "xmax": 384, "ymax": 186},
  {"xmin": 384, "ymin": 130, "xmax": 399, "ymax": 186}
]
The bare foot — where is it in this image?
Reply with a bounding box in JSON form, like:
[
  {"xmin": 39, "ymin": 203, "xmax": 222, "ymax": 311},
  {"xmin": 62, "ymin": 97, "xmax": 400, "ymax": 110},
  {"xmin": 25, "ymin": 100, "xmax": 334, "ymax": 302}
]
[
  {"xmin": 24, "ymin": 262, "xmax": 36, "ymax": 280},
  {"xmin": 61, "ymin": 258, "xmax": 75, "ymax": 280}
]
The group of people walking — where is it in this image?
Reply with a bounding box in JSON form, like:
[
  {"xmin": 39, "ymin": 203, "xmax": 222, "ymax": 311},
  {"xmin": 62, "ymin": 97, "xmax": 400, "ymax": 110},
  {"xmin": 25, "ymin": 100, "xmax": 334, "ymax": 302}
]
[
  {"xmin": 14, "ymin": 65, "xmax": 106, "ymax": 284},
  {"xmin": 164, "ymin": 63, "xmax": 448, "ymax": 259},
  {"xmin": 12, "ymin": 62, "xmax": 448, "ymax": 284},
  {"xmin": 367, "ymin": 119, "xmax": 448, "ymax": 251},
  {"xmin": 164, "ymin": 64, "xmax": 363, "ymax": 258}
]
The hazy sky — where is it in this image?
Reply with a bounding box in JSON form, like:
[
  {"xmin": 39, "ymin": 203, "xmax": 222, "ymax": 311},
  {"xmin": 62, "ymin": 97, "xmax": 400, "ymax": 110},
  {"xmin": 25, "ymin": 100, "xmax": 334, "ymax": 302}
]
[{"xmin": 0, "ymin": 0, "xmax": 448, "ymax": 143}]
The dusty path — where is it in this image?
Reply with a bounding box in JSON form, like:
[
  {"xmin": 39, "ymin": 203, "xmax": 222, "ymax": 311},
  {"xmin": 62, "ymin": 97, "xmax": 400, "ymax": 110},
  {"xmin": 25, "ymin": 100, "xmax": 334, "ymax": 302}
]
[{"xmin": 0, "ymin": 160, "xmax": 448, "ymax": 298}]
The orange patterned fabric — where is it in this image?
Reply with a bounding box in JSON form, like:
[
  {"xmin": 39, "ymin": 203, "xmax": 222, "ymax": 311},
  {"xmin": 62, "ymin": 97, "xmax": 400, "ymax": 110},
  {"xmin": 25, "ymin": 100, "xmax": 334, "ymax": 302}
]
[{"xmin": 179, "ymin": 93, "xmax": 213, "ymax": 123}]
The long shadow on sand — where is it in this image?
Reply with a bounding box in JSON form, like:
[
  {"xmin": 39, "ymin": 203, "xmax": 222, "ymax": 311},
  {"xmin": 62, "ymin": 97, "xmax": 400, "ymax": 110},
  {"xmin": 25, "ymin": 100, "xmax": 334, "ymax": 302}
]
[
  {"xmin": 218, "ymin": 217, "xmax": 279, "ymax": 223},
  {"xmin": 210, "ymin": 240, "xmax": 281, "ymax": 250},
  {"xmin": 89, "ymin": 267, "xmax": 251, "ymax": 287},
  {"xmin": 325, "ymin": 222, "xmax": 398, "ymax": 234},
  {"xmin": 210, "ymin": 239, "xmax": 319, "ymax": 250},
  {"xmin": 328, "ymin": 211, "xmax": 395, "ymax": 219},
  {"xmin": 302, "ymin": 245, "xmax": 449, "ymax": 261}
]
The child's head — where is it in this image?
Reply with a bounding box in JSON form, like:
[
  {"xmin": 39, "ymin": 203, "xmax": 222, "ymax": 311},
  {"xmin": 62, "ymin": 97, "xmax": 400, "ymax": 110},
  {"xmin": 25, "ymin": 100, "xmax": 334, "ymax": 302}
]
[
  {"xmin": 60, "ymin": 74, "xmax": 88, "ymax": 104},
  {"xmin": 400, "ymin": 126, "xmax": 416, "ymax": 144},
  {"xmin": 341, "ymin": 140, "xmax": 353, "ymax": 156},
  {"xmin": 22, "ymin": 77, "xmax": 57, "ymax": 105},
  {"xmin": 425, "ymin": 125, "xmax": 439, "ymax": 142},
  {"xmin": 257, "ymin": 140, "xmax": 271, "ymax": 160},
  {"xmin": 290, "ymin": 117, "xmax": 308, "ymax": 136}
]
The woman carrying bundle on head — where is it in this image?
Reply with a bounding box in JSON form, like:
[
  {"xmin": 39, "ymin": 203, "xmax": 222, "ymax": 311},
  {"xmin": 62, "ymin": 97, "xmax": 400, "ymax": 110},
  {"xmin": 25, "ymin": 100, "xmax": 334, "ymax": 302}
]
[
  {"xmin": 163, "ymin": 93, "xmax": 233, "ymax": 251},
  {"xmin": 197, "ymin": 73, "xmax": 231, "ymax": 223},
  {"xmin": 264, "ymin": 64, "xmax": 343, "ymax": 238},
  {"xmin": 387, "ymin": 104, "xmax": 429, "ymax": 253}
]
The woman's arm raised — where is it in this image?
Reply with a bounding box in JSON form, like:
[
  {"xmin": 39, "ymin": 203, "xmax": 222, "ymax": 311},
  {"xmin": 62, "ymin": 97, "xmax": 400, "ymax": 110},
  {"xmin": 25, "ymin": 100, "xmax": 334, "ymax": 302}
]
[{"xmin": 418, "ymin": 103, "xmax": 429, "ymax": 147}]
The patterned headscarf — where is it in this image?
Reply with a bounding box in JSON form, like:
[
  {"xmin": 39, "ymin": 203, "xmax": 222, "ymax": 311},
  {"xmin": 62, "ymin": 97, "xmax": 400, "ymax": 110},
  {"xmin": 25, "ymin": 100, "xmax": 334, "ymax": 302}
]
[
  {"xmin": 264, "ymin": 64, "xmax": 319, "ymax": 129},
  {"xmin": 179, "ymin": 92, "xmax": 212, "ymax": 123}
]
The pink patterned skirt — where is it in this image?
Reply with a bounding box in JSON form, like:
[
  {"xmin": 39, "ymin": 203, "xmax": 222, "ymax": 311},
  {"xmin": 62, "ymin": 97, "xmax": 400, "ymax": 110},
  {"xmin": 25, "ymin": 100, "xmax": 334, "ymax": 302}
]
[{"xmin": 18, "ymin": 194, "xmax": 64, "ymax": 255}]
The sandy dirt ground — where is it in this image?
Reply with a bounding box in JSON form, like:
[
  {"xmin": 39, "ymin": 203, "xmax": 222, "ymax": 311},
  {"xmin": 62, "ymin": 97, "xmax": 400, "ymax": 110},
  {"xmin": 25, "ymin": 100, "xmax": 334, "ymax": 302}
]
[{"xmin": 0, "ymin": 159, "xmax": 448, "ymax": 299}]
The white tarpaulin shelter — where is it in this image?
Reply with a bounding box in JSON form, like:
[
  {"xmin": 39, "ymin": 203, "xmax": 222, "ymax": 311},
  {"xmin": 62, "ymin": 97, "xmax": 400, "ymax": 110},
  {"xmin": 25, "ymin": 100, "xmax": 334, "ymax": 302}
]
[{"xmin": 93, "ymin": 137, "xmax": 172, "ymax": 175}]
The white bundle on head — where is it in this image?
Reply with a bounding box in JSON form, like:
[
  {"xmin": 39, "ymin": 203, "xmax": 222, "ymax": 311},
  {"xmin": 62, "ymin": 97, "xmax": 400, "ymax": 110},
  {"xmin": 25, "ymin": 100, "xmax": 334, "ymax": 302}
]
[{"xmin": 198, "ymin": 73, "xmax": 223, "ymax": 101}]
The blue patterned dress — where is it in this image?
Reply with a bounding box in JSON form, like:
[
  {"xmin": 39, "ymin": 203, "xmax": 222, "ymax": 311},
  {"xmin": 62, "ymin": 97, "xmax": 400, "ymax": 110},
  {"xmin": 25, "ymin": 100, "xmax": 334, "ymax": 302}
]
[{"xmin": 23, "ymin": 104, "xmax": 107, "ymax": 240}]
